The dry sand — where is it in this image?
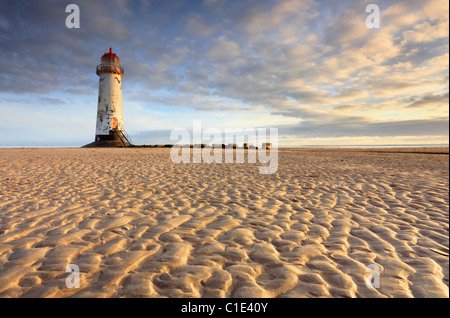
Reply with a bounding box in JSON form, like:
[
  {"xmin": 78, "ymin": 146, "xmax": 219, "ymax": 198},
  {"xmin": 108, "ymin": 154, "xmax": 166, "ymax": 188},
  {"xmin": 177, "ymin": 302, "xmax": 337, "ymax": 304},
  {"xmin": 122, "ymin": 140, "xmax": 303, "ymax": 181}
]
[{"xmin": 0, "ymin": 147, "xmax": 448, "ymax": 298}]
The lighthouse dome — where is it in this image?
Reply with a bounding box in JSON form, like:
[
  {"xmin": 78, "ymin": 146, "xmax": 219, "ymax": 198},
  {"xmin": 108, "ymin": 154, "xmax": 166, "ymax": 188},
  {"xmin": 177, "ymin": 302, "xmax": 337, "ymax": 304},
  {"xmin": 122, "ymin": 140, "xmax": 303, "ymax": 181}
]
[
  {"xmin": 96, "ymin": 48, "xmax": 124, "ymax": 77},
  {"xmin": 102, "ymin": 48, "xmax": 120, "ymax": 61}
]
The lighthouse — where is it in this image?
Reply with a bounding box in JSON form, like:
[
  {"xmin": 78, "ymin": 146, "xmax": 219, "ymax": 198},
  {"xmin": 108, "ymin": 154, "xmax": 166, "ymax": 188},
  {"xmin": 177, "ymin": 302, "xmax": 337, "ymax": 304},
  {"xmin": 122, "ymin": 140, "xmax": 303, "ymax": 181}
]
[{"xmin": 84, "ymin": 48, "xmax": 131, "ymax": 147}]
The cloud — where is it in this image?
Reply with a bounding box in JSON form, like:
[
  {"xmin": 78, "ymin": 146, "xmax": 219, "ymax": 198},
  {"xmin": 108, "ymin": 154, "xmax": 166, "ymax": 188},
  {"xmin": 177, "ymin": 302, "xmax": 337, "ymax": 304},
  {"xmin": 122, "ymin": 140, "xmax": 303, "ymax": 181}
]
[
  {"xmin": 206, "ymin": 36, "xmax": 241, "ymax": 61},
  {"xmin": 404, "ymin": 92, "xmax": 449, "ymax": 109},
  {"xmin": 0, "ymin": 0, "xmax": 448, "ymax": 146},
  {"xmin": 277, "ymin": 117, "xmax": 449, "ymax": 139},
  {"xmin": 87, "ymin": 16, "xmax": 133, "ymax": 42},
  {"xmin": 184, "ymin": 15, "xmax": 218, "ymax": 38},
  {"xmin": 403, "ymin": 21, "xmax": 449, "ymax": 43},
  {"xmin": 323, "ymin": 2, "xmax": 370, "ymax": 48},
  {"xmin": 331, "ymin": 104, "xmax": 361, "ymax": 112},
  {"xmin": 423, "ymin": 0, "xmax": 450, "ymax": 20}
]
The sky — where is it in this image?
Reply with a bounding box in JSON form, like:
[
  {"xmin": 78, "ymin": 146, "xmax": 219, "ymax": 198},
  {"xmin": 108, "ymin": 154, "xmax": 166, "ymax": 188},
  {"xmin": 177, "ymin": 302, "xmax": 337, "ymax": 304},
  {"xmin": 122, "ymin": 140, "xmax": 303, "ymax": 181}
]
[{"xmin": 0, "ymin": 0, "xmax": 448, "ymax": 147}]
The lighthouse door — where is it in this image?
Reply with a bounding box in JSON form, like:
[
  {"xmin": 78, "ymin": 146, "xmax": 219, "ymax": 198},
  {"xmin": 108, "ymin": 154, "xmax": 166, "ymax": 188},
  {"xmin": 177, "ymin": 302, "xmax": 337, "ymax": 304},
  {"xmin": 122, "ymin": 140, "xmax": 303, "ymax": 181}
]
[{"xmin": 112, "ymin": 117, "xmax": 118, "ymax": 130}]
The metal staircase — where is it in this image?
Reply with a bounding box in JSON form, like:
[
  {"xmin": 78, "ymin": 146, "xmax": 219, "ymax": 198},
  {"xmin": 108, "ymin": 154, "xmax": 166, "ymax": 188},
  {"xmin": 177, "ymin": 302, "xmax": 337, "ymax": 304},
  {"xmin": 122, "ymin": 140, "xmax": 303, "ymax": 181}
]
[{"xmin": 113, "ymin": 129, "xmax": 132, "ymax": 146}]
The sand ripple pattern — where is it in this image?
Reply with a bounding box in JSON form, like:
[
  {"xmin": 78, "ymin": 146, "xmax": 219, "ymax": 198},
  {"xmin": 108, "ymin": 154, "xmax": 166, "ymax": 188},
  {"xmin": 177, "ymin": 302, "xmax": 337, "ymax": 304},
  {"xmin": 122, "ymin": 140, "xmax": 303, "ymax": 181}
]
[{"xmin": 0, "ymin": 148, "xmax": 448, "ymax": 297}]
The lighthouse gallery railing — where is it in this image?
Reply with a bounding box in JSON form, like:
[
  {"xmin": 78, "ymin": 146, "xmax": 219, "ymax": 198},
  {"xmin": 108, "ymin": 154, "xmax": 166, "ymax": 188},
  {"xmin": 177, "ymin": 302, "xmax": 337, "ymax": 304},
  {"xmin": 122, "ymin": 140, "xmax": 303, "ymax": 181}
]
[{"xmin": 96, "ymin": 65, "xmax": 124, "ymax": 76}]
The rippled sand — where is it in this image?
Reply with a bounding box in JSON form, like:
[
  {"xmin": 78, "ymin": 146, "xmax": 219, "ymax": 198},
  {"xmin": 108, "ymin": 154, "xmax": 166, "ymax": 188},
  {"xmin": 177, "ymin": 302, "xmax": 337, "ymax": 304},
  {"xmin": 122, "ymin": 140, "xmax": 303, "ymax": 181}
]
[{"xmin": 0, "ymin": 147, "xmax": 448, "ymax": 298}]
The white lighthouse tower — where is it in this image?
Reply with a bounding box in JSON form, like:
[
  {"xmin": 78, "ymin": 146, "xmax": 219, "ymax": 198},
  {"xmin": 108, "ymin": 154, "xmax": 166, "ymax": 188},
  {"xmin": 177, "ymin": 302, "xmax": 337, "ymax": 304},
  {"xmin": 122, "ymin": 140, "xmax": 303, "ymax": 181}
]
[{"xmin": 85, "ymin": 48, "xmax": 131, "ymax": 147}]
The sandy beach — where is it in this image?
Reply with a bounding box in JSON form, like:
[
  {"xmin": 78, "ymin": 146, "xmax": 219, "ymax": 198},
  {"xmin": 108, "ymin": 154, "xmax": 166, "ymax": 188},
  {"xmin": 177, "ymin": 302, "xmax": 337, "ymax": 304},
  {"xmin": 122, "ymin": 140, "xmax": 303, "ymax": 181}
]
[{"xmin": 0, "ymin": 147, "xmax": 448, "ymax": 298}]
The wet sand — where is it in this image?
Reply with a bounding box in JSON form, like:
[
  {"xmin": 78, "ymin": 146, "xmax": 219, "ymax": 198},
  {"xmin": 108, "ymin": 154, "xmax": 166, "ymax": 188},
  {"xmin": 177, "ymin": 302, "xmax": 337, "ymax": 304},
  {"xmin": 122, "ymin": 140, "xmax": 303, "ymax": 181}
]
[{"xmin": 0, "ymin": 147, "xmax": 448, "ymax": 298}]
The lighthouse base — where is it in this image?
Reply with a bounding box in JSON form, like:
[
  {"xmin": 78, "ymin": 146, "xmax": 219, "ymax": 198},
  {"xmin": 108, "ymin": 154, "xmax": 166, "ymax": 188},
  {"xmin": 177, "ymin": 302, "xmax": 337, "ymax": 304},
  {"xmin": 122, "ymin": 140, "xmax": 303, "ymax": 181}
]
[{"xmin": 82, "ymin": 130, "xmax": 132, "ymax": 148}]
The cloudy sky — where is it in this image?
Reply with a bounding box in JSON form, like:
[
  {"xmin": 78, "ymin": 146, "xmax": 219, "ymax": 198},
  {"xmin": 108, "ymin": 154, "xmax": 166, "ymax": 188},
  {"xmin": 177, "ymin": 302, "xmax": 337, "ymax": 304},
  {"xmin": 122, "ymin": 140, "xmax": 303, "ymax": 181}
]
[{"xmin": 0, "ymin": 0, "xmax": 448, "ymax": 146}]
